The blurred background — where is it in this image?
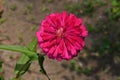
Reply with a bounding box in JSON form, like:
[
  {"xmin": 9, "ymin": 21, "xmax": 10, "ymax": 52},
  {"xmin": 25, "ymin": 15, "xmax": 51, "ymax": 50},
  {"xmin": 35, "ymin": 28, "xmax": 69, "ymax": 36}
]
[{"xmin": 0, "ymin": 0, "xmax": 120, "ymax": 80}]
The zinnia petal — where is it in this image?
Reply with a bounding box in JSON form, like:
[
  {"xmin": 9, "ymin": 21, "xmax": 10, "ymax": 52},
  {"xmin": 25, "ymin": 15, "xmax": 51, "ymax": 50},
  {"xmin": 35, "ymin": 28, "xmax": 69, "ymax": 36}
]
[{"xmin": 36, "ymin": 11, "xmax": 88, "ymax": 61}]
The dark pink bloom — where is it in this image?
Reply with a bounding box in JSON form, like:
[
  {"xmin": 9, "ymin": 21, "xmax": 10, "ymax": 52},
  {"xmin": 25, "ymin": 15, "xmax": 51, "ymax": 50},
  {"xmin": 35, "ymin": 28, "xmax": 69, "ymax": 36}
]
[{"xmin": 36, "ymin": 11, "xmax": 88, "ymax": 61}]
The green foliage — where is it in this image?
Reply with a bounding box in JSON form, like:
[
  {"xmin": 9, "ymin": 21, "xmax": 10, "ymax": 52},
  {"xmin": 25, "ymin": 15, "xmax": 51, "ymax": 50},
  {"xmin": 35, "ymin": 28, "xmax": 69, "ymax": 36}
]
[
  {"xmin": 38, "ymin": 54, "xmax": 50, "ymax": 80},
  {"xmin": 65, "ymin": 1, "xmax": 95, "ymax": 15},
  {"xmin": 41, "ymin": 5, "xmax": 48, "ymax": 12},
  {"xmin": 68, "ymin": 60, "xmax": 92, "ymax": 75},
  {"xmin": 28, "ymin": 15, "xmax": 35, "ymax": 21},
  {"xmin": 15, "ymin": 55, "xmax": 31, "ymax": 77},
  {"xmin": 99, "ymin": 37, "xmax": 112, "ymax": 55},
  {"xmin": 69, "ymin": 60, "xmax": 76, "ymax": 71},
  {"xmin": 27, "ymin": 37, "xmax": 38, "ymax": 52},
  {"xmin": 0, "ymin": 61, "xmax": 4, "ymax": 80},
  {"xmin": 75, "ymin": 66, "xmax": 92, "ymax": 75},
  {"xmin": 0, "ymin": 61, "xmax": 4, "ymax": 73},
  {"xmin": 10, "ymin": 4, "xmax": 17, "ymax": 11},
  {"xmin": 47, "ymin": 0, "xmax": 54, "ymax": 3},
  {"xmin": 84, "ymin": 1, "xmax": 94, "ymax": 13},
  {"xmin": 2, "ymin": 0, "xmax": 6, "ymax": 6},
  {"xmin": 15, "ymin": 38, "xmax": 37, "ymax": 78},
  {"xmin": 9, "ymin": 54, "xmax": 14, "ymax": 59},
  {"xmin": 117, "ymin": 77, "xmax": 120, "ymax": 80},
  {"xmin": 24, "ymin": 3, "xmax": 33, "ymax": 14},
  {"xmin": 106, "ymin": 0, "xmax": 120, "ymax": 20},
  {"xmin": 42, "ymin": 0, "xmax": 54, "ymax": 3},
  {"xmin": 95, "ymin": 0, "xmax": 105, "ymax": 6},
  {"xmin": 87, "ymin": 25, "xmax": 95, "ymax": 33},
  {"xmin": 0, "ymin": 18, "xmax": 6, "ymax": 25},
  {"xmin": 0, "ymin": 37, "xmax": 50, "ymax": 79},
  {"xmin": 38, "ymin": 54, "xmax": 46, "ymax": 74},
  {"xmin": 0, "ymin": 76, "xmax": 4, "ymax": 80},
  {"xmin": 30, "ymin": 25, "xmax": 37, "ymax": 31},
  {"xmin": 11, "ymin": 78, "xmax": 21, "ymax": 80},
  {"xmin": 65, "ymin": 4, "xmax": 81, "ymax": 15}
]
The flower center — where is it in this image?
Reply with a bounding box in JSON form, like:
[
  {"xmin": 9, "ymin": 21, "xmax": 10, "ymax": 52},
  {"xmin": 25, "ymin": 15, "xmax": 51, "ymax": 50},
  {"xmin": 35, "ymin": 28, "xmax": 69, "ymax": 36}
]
[{"xmin": 56, "ymin": 27, "xmax": 64, "ymax": 37}]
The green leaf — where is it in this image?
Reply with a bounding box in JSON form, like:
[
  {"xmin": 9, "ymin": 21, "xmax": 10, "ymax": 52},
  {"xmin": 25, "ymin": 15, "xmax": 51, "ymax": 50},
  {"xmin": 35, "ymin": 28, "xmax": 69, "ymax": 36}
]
[
  {"xmin": 0, "ymin": 18, "xmax": 6, "ymax": 25},
  {"xmin": 38, "ymin": 54, "xmax": 46, "ymax": 74},
  {"xmin": 0, "ymin": 62, "xmax": 4, "ymax": 80},
  {"xmin": 15, "ymin": 54, "xmax": 30, "ymax": 75},
  {"xmin": 0, "ymin": 61, "xmax": 4, "ymax": 73},
  {"xmin": 27, "ymin": 37, "xmax": 37, "ymax": 52},
  {"xmin": 69, "ymin": 60, "xmax": 76, "ymax": 71},
  {"xmin": 38, "ymin": 54, "xmax": 50, "ymax": 80},
  {"xmin": 0, "ymin": 61, "xmax": 3, "ymax": 69},
  {"xmin": 0, "ymin": 45, "xmax": 38, "ymax": 60},
  {"xmin": 11, "ymin": 78, "xmax": 21, "ymax": 80},
  {"xmin": 0, "ymin": 76, "xmax": 4, "ymax": 80},
  {"xmin": 14, "ymin": 38, "xmax": 38, "ymax": 77}
]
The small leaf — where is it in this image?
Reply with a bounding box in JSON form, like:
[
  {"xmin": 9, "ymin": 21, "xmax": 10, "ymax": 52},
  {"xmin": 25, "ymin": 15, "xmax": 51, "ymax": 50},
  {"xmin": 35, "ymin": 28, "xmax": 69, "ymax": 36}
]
[
  {"xmin": 15, "ymin": 54, "xmax": 30, "ymax": 75},
  {"xmin": 38, "ymin": 54, "xmax": 46, "ymax": 75},
  {"xmin": 0, "ymin": 61, "xmax": 4, "ymax": 73},
  {"xmin": 0, "ymin": 61, "xmax": 3, "ymax": 68},
  {"xmin": 27, "ymin": 37, "xmax": 37, "ymax": 52},
  {"xmin": 38, "ymin": 54, "xmax": 50, "ymax": 80},
  {"xmin": 11, "ymin": 78, "xmax": 21, "ymax": 80},
  {"xmin": 0, "ymin": 62, "xmax": 4, "ymax": 80},
  {"xmin": 14, "ymin": 38, "xmax": 38, "ymax": 77},
  {"xmin": 69, "ymin": 60, "xmax": 76, "ymax": 71},
  {"xmin": 0, "ymin": 45, "xmax": 38, "ymax": 60},
  {"xmin": 0, "ymin": 76, "xmax": 4, "ymax": 80},
  {"xmin": 0, "ymin": 18, "xmax": 6, "ymax": 25}
]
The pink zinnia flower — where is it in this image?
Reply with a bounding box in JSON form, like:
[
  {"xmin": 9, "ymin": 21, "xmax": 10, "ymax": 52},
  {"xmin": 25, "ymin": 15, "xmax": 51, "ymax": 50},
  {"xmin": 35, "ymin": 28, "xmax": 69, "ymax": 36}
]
[{"xmin": 36, "ymin": 11, "xmax": 88, "ymax": 61}]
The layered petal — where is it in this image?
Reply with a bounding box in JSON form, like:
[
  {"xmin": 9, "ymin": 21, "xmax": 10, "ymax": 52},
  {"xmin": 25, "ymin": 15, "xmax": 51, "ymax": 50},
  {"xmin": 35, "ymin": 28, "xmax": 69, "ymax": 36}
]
[{"xmin": 36, "ymin": 11, "xmax": 88, "ymax": 61}]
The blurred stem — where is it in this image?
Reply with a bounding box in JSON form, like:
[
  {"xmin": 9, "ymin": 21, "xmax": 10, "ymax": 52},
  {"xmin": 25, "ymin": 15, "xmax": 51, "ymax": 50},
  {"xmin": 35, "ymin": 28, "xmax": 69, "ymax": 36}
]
[
  {"xmin": 46, "ymin": 74, "xmax": 50, "ymax": 80},
  {"xmin": 15, "ymin": 59, "xmax": 31, "ymax": 79}
]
